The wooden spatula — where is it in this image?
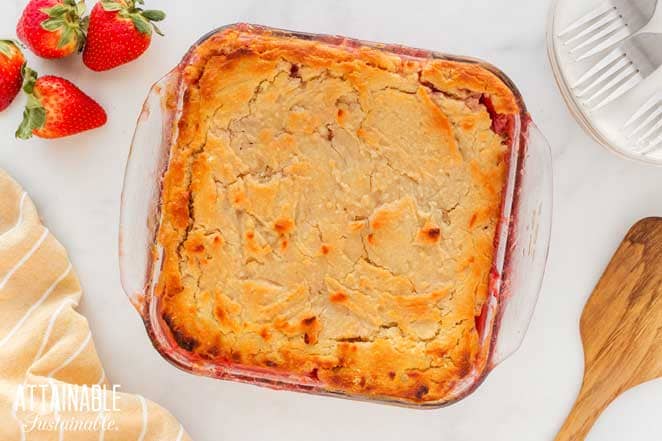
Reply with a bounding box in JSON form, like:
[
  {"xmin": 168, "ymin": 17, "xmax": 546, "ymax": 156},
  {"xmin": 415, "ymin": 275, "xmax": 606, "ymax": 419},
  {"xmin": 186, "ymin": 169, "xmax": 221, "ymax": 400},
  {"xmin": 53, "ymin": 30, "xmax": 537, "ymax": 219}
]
[{"xmin": 555, "ymin": 217, "xmax": 662, "ymax": 441}]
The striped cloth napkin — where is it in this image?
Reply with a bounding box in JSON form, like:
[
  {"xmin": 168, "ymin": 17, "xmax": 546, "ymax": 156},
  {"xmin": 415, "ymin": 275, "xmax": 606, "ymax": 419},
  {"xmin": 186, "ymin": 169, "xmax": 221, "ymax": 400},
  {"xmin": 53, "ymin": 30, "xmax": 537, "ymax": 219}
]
[{"xmin": 0, "ymin": 170, "xmax": 191, "ymax": 441}]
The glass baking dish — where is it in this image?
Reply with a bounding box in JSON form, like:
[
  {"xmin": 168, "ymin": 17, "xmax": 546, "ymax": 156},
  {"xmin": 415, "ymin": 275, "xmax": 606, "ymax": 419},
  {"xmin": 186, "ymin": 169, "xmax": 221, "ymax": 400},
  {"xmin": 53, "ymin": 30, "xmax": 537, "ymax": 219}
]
[{"xmin": 119, "ymin": 23, "xmax": 553, "ymax": 408}]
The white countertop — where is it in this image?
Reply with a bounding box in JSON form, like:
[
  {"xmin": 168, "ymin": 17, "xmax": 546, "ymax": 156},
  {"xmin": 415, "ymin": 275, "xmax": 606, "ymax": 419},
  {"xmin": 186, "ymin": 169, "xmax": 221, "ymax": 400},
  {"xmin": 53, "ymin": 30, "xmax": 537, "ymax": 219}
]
[{"xmin": 1, "ymin": 1, "xmax": 661, "ymax": 440}]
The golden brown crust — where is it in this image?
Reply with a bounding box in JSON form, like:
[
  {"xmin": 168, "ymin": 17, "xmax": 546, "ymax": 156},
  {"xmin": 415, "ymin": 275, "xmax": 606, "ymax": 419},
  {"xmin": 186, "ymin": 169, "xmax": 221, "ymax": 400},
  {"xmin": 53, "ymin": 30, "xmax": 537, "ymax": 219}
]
[{"xmin": 156, "ymin": 25, "xmax": 518, "ymax": 404}]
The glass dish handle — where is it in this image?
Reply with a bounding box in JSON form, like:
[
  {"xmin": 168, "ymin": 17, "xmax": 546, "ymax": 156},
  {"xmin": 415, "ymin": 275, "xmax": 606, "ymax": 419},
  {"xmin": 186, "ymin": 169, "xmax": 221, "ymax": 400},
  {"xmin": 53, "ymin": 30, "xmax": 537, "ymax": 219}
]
[
  {"xmin": 492, "ymin": 123, "xmax": 553, "ymax": 366},
  {"xmin": 119, "ymin": 74, "xmax": 173, "ymax": 315}
]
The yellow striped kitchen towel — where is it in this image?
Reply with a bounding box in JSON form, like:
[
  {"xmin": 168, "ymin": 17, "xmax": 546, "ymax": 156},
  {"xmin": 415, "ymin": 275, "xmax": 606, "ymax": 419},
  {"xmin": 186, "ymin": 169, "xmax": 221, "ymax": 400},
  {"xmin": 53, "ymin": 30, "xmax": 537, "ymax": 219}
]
[{"xmin": 0, "ymin": 169, "xmax": 192, "ymax": 441}]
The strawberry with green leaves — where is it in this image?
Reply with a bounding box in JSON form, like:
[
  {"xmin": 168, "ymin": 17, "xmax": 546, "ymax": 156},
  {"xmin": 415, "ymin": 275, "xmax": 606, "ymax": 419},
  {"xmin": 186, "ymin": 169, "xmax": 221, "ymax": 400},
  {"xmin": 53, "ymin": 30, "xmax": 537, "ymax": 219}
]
[
  {"xmin": 17, "ymin": 0, "xmax": 87, "ymax": 59},
  {"xmin": 16, "ymin": 68, "xmax": 107, "ymax": 139},
  {"xmin": 0, "ymin": 40, "xmax": 26, "ymax": 112},
  {"xmin": 83, "ymin": 0, "xmax": 165, "ymax": 71}
]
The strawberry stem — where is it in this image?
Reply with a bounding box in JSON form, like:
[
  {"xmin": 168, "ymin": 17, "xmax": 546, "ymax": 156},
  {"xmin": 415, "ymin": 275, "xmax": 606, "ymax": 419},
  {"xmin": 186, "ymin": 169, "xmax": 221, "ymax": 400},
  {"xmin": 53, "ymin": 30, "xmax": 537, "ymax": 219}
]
[
  {"xmin": 102, "ymin": 0, "xmax": 166, "ymax": 36},
  {"xmin": 21, "ymin": 66, "xmax": 38, "ymax": 94},
  {"xmin": 41, "ymin": 0, "xmax": 87, "ymax": 52},
  {"xmin": 0, "ymin": 40, "xmax": 19, "ymax": 58},
  {"xmin": 16, "ymin": 68, "xmax": 46, "ymax": 140}
]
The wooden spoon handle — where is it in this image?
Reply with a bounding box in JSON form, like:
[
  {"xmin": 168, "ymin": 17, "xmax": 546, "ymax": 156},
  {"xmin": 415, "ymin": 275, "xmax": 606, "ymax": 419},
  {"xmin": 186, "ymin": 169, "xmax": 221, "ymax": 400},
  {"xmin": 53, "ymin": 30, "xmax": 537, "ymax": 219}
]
[{"xmin": 555, "ymin": 382, "xmax": 616, "ymax": 441}]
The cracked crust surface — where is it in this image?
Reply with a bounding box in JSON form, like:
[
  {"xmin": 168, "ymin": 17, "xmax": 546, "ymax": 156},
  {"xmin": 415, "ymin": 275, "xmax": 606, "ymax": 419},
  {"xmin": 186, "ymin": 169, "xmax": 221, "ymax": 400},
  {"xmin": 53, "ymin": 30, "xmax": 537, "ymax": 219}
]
[{"xmin": 156, "ymin": 26, "xmax": 519, "ymax": 404}]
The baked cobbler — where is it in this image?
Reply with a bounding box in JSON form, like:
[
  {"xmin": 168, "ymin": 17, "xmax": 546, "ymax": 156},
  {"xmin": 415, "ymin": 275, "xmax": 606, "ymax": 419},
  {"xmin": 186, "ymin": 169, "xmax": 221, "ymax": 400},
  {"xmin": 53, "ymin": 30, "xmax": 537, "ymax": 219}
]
[{"xmin": 156, "ymin": 25, "xmax": 519, "ymax": 403}]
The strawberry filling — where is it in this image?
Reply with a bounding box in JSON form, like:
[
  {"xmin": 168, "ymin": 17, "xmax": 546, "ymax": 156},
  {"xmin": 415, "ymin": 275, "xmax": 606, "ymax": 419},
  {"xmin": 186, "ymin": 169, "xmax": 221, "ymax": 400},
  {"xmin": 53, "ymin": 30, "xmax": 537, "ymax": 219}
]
[{"xmin": 480, "ymin": 95, "xmax": 515, "ymax": 143}]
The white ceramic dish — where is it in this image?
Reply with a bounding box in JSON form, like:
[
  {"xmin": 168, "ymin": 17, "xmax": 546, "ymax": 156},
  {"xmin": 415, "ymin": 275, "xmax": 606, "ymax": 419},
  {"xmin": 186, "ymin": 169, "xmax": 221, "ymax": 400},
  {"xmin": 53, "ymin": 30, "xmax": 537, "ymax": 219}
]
[{"xmin": 548, "ymin": 0, "xmax": 662, "ymax": 165}]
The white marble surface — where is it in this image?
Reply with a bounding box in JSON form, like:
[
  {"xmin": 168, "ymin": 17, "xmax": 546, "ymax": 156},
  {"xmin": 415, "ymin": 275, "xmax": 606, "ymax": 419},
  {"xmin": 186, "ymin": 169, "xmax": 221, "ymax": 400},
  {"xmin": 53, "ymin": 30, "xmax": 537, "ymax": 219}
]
[{"xmin": 1, "ymin": 1, "xmax": 661, "ymax": 440}]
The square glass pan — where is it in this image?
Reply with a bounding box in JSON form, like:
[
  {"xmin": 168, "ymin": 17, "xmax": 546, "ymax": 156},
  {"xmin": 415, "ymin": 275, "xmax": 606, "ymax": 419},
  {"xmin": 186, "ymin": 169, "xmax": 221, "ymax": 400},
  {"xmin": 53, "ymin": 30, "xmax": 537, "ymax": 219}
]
[{"xmin": 120, "ymin": 23, "xmax": 553, "ymax": 408}]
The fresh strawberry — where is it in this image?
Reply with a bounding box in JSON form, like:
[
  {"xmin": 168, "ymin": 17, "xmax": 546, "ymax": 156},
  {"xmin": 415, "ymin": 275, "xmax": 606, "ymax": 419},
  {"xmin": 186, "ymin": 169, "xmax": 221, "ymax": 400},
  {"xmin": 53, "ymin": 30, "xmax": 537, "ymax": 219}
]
[
  {"xmin": 16, "ymin": 0, "xmax": 87, "ymax": 59},
  {"xmin": 0, "ymin": 40, "xmax": 26, "ymax": 112},
  {"xmin": 16, "ymin": 68, "xmax": 107, "ymax": 139},
  {"xmin": 83, "ymin": 0, "xmax": 165, "ymax": 71}
]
